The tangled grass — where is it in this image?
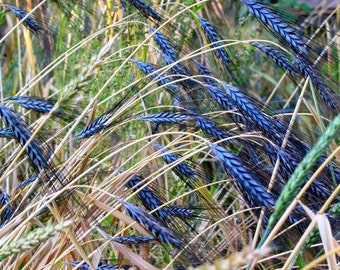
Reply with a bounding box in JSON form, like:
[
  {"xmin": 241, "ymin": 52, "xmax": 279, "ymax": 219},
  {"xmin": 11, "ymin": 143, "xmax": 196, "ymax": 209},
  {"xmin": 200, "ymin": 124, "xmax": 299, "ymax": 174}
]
[{"xmin": 0, "ymin": 0, "xmax": 339, "ymax": 269}]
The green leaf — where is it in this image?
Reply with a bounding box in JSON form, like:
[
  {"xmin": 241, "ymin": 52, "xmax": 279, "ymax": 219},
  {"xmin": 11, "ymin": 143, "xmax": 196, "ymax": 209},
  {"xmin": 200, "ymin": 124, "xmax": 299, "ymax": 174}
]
[{"xmin": 0, "ymin": 11, "xmax": 6, "ymax": 25}]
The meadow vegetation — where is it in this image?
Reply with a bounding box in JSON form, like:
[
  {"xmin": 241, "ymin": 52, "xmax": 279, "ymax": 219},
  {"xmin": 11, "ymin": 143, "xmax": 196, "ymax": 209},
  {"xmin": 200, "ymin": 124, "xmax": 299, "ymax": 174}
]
[{"xmin": 0, "ymin": 0, "xmax": 339, "ymax": 269}]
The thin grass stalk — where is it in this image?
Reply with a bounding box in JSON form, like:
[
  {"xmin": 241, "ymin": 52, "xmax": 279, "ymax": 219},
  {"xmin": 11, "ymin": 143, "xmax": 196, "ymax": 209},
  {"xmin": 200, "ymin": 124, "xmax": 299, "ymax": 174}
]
[
  {"xmin": 252, "ymin": 145, "xmax": 283, "ymax": 250},
  {"xmin": 189, "ymin": 246, "xmax": 270, "ymax": 270},
  {"xmin": 262, "ymin": 77, "xmax": 310, "ymax": 202},
  {"xmin": 282, "ymin": 207, "xmax": 319, "ymax": 269},
  {"xmin": 303, "ymin": 245, "xmax": 340, "ymax": 270},
  {"xmin": 166, "ymin": 207, "xmax": 259, "ymax": 269},
  {"xmin": 283, "ymin": 200, "xmax": 340, "ymax": 269}
]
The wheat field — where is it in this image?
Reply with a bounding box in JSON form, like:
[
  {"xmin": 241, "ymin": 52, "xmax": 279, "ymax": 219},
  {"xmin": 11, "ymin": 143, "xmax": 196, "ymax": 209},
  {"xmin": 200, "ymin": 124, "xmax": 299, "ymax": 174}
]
[{"xmin": 0, "ymin": 0, "xmax": 339, "ymax": 269}]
